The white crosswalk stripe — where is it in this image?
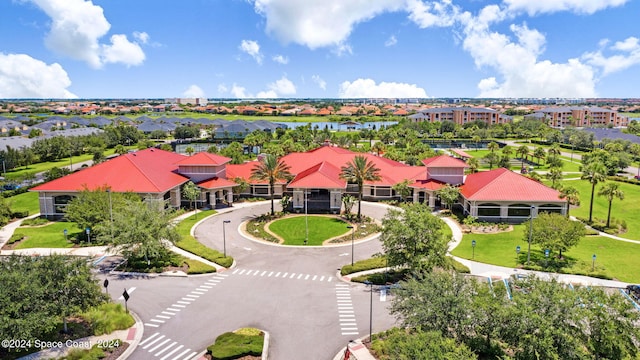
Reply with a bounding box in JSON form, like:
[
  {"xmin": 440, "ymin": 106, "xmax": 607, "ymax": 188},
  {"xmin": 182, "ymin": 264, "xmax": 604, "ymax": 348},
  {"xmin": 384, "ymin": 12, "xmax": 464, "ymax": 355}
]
[
  {"xmin": 335, "ymin": 284, "xmax": 359, "ymax": 336},
  {"xmin": 138, "ymin": 333, "xmax": 194, "ymax": 359},
  {"xmin": 232, "ymin": 268, "xmax": 336, "ymax": 282}
]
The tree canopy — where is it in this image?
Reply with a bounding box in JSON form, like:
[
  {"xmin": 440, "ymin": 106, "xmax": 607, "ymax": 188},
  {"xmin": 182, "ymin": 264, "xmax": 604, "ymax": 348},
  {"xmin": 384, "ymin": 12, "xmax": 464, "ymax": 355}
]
[{"xmin": 525, "ymin": 212, "xmax": 585, "ymax": 258}]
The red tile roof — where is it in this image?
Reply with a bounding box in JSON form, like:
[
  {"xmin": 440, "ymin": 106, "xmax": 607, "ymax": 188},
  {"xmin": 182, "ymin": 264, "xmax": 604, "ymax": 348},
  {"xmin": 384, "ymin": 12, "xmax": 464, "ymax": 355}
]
[
  {"xmin": 450, "ymin": 149, "xmax": 472, "ymax": 159},
  {"xmin": 287, "ymin": 162, "xmax": 346, "ymax": 189},
  {"xmin": 460, "ymin": 168, "xmax": 562, "ymax": 202},
  {"xmin": 422, "ymin": 155, "xmax": 469, "ymax": 168},
  {"xmin": 410, "ymin": 179, "xmax": 447, "ymax": 191},
  {"xmin": 175, "ymin": 152, "xmax": 231, "ymax": 166},
  {"xmin": 197, "ymin": 177, "xmax": 238, "ymax": 189},
  {"xmin": 32, "ymin": 148, "xmax": 189, "ymax": 193}
]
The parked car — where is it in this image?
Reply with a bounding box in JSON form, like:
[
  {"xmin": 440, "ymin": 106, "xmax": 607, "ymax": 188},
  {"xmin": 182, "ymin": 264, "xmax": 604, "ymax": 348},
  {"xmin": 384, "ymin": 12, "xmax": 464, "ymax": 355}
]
[
  {"xmin": 2, "ymin": 183, "xmax": 21, "ymax": 191},
  {"xmin": 627, "ymin": 284, "xmax": 640, "ymax": 302}
]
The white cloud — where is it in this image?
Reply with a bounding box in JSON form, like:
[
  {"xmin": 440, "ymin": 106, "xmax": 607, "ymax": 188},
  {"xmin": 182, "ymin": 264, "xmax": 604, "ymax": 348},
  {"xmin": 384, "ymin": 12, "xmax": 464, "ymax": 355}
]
[
  {"xmin": 312, "ymin": 75, "xmax": 327, "ymax": 90},
  {"xmin": 239, "ymin": 40, "xmax": 263, "ymax": 65},
  {"xmin": 583, "ymin": 36, "xmax": 640, "ymax": 76},
  {"xmin": 231, "ymin": 84, "xmax": 249, "ymax": 98},
  {"xmin": 272, "ymin": 55, "xmax": 289, "ymax": 64},
  {"xmin": 182, "ymin": 84, "xmax": 205, "ymax": 98},
  {"xmin": 133, "ymin": 31, "xmax": 149, "ymax": 44},
  {"xmin": 101, "ymin": 34, "xmax": 146, "ymax": 67},
  {"xmin": 406, "ymin": 0, "xmax": 461, "ymax": 28},
  {"xmin": 332, "ymin": 43, "xmax": 353, "ymax": 57},
  {"xmin": 256, "ymin": 90, "xmax": 278, "ymax": 98},
  {"xmin": 338, "ymin": 78, "xmax": 428, "ymax": 98},
  {"xmin": 461, "ymin": 15, "xmax": 597, "ymax": 97},
  {"xmin": 0, "ymin": 53, "xmax": 77, "ymax": 98},
  {"xmin": 267, "ymin": 76, "xmax": 297, "ymax": 95},
  {"xmin": 252, "ymin": 0, "xmax": 404, "ymax": 50},
  {"xmin": 504, "ymin": 0, "xmax": 629, "ymax": 16},
  {"xmin": 384, "ymin": 35, "xmax": 397, "ymax": 47},
  {"xmin": 217, "ymin": 84, "xmax": 228, "ymax": 94},
  {"xmin": 27, "ymin": 0, "xmax": 146, "ymax": 68}
]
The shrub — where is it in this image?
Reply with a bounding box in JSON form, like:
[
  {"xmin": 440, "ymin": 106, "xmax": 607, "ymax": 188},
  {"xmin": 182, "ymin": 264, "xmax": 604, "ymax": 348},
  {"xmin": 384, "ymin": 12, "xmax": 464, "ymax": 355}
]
[
  {"xmin": 207, "ymin": 331, "xmax": 263, "ymax": 360},
  {"xmin": 21, "ymin": 217, "xmax": 49, "ymax": 226},
  {"xmin": 341, "ymin": 256, "xmax": 387, "ymax": 276},
  {"xmin": 11, "ymin": 211, "xmax": 29, "ymax": 218},
  {"xmin": 446, "ymin": 257, "xmax": 471, "ymax": 273},
  {"xmin": 184, "ymin": 259, "xmax": 216, "ymax": 274},
  {"xmin": 7, "ymin": 233, "xmax": 25, "ymax": 245},
  {"xmin": 81, "ymin": 303, "xmax": 134, "ymax": 335}
]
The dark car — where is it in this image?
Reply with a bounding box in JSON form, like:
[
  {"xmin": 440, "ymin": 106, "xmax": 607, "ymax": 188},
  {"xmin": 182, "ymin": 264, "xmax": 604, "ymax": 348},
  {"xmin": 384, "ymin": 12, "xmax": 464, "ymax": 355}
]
[{"xmin": 626, "ymin": 284, "xmax": 640, "ymax": 301}]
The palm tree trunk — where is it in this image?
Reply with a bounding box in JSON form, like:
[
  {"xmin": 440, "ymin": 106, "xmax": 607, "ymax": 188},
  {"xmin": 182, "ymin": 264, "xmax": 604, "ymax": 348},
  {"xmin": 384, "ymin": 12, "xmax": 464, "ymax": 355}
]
[
  {"xmin": 566, "ymin": 200, "xmax": 571, "ymax": 218},
  {"xmin": 270, "ymin": 181, "xmax": 275, "ymax": 216},
  {"xmin": 589, "ymin": 182, "xmax": 596, "ymax": 223},
  {"xmin": 357, "ymin": 190, "xmax": 362, "ymax": 220},
  {"xmin": 606, "ymin": 200, "xmax": 612, "ymax": 228}
]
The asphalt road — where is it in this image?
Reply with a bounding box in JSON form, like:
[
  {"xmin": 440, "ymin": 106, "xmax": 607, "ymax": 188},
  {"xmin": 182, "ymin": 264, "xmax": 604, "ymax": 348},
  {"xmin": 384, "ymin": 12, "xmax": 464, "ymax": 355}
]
[{"xmin": 102, "ymin": 202, "xmax": 397, "ymax": 360}]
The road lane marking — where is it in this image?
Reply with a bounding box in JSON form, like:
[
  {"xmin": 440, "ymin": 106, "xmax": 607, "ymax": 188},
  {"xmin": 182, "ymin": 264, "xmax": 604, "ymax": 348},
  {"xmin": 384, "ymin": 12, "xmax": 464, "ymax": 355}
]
[
  {"xmin": 145, "ymin": 323, "xmax": 159, "ymax": 327},
  {"xmin": 171, "ymin": 304, "xmax": 186, "ymax": 308},
  {"xmin": 160, "ymin": 345, "xmax": 183, "ymax": 360},
  {"xmin": 149, "ymin": 338, "xmax": 170, "ymax": 352},
  {"xmin": 191, "ymin": 291, "xmax": 205, "ymax": 295},
  {"xmin": 171, "ymin": 348, "xmax": 192, "ymax": 360},
  {"xmin": 150, "ymin": 319, "xmax": 165, "ymax": 323},
  {"xmin": 162, "ymin": 311, "xmax": 175, "ymax": 315},
  {"xmin": 312, "ymin": 275, "xmax": 317, "ymax": 281},
  {"xmin": 268, "ymin": 271, "xmax": 274, "ymax": 277},
  {"xmin": 260, "ymin": 271, "xmax": 267, "ymax": 276},
  {"xmin": 143, "ymin": 335, "xmax": 165, "ymax": 349},
  {"xmin": 182, "ymin": 351, "xmax": 197, "ymax": 360},
  {"xmin": 138, "ymin": 333, "xmax": 160, "ymax": 346},
  {"xmin": 305, "ymin": 274, "xmax": 310, "ymax": 280},
  {"xmin": 166, "ymin": 308, "xmax": 181, "ymax": 312},
  {"xmin": 290, "ymin": 273, "xmax": 296, "ymax": 278},
  {"xmin": 275, "ymin": 272, "xmax": 281, "ymax": 277},
  {"xmin": 156, "ymin": 315, "xmax": 171, "ymax": 319},
  {"xmin": 154, "ymin": 341, "xmax": 177, "ymax": 356},
  {"xmin": 200, "ymin": 285, "xmax": 213, "ymax": 289}
]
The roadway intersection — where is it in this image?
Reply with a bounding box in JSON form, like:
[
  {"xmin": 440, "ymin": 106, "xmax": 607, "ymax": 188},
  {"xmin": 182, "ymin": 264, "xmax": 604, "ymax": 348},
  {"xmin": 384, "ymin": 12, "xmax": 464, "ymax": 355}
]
[{"xmin": 101, "ymin": 202, "xmax": 397, "ymax": 360}]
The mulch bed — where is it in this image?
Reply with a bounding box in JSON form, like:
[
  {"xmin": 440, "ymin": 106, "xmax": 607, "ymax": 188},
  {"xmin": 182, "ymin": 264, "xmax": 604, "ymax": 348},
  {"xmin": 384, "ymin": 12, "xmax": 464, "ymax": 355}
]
[{"xmin": 102, "ymin": 342, "xmax": 129, "ymax": 360}]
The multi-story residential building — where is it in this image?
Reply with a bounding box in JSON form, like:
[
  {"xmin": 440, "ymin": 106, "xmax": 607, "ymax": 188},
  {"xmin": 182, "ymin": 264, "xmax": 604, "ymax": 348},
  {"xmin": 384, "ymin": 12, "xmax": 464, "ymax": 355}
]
[
  {"xmin": 526, "ymin": 106, "xmax": 629, "ymax": 127},
  {"xmin": 408, "ymin": 107, "xmax": 513, "ymax": 126}
]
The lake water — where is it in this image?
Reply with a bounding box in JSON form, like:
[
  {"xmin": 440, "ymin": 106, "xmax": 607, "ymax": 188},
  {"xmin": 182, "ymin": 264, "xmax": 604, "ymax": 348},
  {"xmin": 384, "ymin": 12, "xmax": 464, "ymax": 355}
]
[{"xmin": 278, "ymin": 121, "xmax": 397, "ymax": 130}]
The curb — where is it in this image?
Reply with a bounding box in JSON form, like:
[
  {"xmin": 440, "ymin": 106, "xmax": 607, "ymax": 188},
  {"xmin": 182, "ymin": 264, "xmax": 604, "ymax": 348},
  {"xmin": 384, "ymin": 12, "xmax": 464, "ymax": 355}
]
[
  {"xmin": 118, "ymin": 310, "xmax": 144, "ymax": 360},
  {"xmin": 261, "ymin": 330, "xmax": 270, "ymax": 360}
]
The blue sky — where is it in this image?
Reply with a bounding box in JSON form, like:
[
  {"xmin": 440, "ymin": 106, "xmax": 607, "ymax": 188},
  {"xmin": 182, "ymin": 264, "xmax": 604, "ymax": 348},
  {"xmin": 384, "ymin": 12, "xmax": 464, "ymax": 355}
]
[{"xmin": 1, "ymin": 0, "xmax": 639, "ymax": 99}]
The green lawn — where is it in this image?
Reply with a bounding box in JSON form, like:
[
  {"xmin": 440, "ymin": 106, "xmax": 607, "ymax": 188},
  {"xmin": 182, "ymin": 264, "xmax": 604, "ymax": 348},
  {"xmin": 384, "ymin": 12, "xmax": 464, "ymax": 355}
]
[
  {"xmin": 174, "ymin": 210, "xmax": 233, "ymax": 268},
  {"xmin": 7, "ymin": 191, "xmax": 40, "ymax": 215},
  {"xmin": 3, "ymin": 147, "xmax": 133, "ymax": 181},
  {"xmin": 13, "ymin": 221, "xmax": 78, "ymax": 249},
  {"xmin": 451, "ymin": 225, "xmax": 640, "ymax": 283},
  {"xmin": 268, "ymin": 215, "xmax": 351, "ymax": 245},
  {"xmin": 561, "ymin": 178, "xmax": 640, "ymax": 239}
]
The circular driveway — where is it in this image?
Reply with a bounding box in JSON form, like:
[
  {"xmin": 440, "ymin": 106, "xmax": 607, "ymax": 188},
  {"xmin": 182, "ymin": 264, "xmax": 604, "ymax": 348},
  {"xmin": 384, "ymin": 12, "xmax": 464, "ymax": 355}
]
[{"xmin": 111, "ymin": 202, "xmax": 397, "ymax": 360}]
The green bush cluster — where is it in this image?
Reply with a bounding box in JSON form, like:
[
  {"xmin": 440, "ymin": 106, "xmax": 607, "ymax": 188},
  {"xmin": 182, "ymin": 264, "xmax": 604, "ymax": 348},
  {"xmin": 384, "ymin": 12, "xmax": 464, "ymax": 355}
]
[
  {"xmin": 81, "ymin": 303, "xmax": 134, "ymax": 335},
  {"xmin": 21, "ymin": 217, "xmax": 49, "ymax": 226},
  {"xmin": 6, "ymin": 233, "xmax": 25, "ymax": 245},
  {"xmin": 176, "ymin": 238, "xmax": 233, "ymax": 268},
  {"xmin": 341, "ymin": 256, "xmax": 387, "ymax": 275},
  {"xmin": 207, "ymin": 330, "xmax": 263, "ymax": 360},
  {"xmin": 183, "ymin": 258, "xmax": 216, "ymax": 274}
]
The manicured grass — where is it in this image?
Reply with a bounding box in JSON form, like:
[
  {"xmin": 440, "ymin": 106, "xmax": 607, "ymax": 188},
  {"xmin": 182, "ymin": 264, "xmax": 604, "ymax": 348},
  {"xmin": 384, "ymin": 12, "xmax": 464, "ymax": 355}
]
[
  {"xmin": 175, "ymin": 210, "xmax": 233, "ymax": 268},
  {"xmin": 268, "ymin": 215, "xmax": 350, "ymax": 245},
  {"xmin": 451, "ymin": 225, "xmax": 640, "ymax": 283},
  {"xmin": 7, "ymin": 191, "xmax": 40, "ymax": 215},
  {"xmin": 183, "ymin": 258, "xmax": 217, "ymax": 274},
  {"xmin": 3, "ymin": 147, "xmax": 134, "ymax": 181},
  {"xmin": 13, "ymin": 221, "xmax": 78, "ymax": 249},
  {"xmin": 561, "ymin": 178, "xmax": 640, "ymax": 239}
]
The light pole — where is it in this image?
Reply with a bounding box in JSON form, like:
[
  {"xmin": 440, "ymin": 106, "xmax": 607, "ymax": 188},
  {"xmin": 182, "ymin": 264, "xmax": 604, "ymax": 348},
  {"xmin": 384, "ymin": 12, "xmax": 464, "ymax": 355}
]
[
  {"xmin": 471, "ymin": 239, "xmax": 476, "ymax": 259},
  {"xmin": 304, "ymin": 189, "xmax": 308, "ymax": 245},
  {"xmin": 364, "ymin": 280, "xmax": 373, "ymax": 343},
  {"xmin": 347, "ymin": 225, "xmax": 354, "ymax": 266},
  {"xmin": 516, "ymin": 245, "xmax": 521, "ymax": 262},
  {"xmin": 63, "ymin": 228, "xmax": 68, "ymax": 242},
  {"xmin": 592, "ymin": 254, "xmax": 596, "ymax": 271},
  {"xmin": 527, "ymin": 205, "xmax": 535, "ymax": 264},
  {"xmin": 107, "ymin": 189, "xmax": 113, "ymax": 242},
  {"xmin": 222, "ymin": 220, "xmax": 230, "ymax": 257},
  {"xmin": 85, "ymin": 227, "xmax": 91, "ymax": 244}
]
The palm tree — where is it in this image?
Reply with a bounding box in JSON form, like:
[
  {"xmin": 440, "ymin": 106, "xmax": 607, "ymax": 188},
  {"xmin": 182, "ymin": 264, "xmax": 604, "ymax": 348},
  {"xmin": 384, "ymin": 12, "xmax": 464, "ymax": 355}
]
[
  {"xmin": 372, "ymin": 141, "xmax": 385, "ymax": 156},
  {"xmin": 467, "ymin": 157, "xmax": 480, "ymax": 173},
  {"xmin": 487, "ymin": 141, "xmax": 499, "ymax": 154},
  {"xmin": 533, "ymin": 147, "xmax": 546, "ymax": 165},
  {"xmin": 597, "ymin": 182, "xmax": 624, "ymax": 228},
  {"xmin": 546, "ymin": 167, "xmax": 563, "ymax": 189},
  {"xmin": 340, "ymin": 155, "xmax": 381, "ymax": 220},
  {"xmin": 472, "ymin": 135, "xmax": 481, "ymax": 151},
  {"xmin": 581, "ymin": 161, "xmax": 607, "ymax": 223},
  {"xmin": 185, "ymin": 146, "xmax": 195, "ymax": 156},
  {"xmin": 516, "ymin": 145, "xmax": 529, "ymax": 169},
  {"xmin": 559, "ymin": 185, "xmax": 580, "ymax": 218},
  {"xmin": 251, "ymin": 154, "xmax": 292, "ymax": 216}
]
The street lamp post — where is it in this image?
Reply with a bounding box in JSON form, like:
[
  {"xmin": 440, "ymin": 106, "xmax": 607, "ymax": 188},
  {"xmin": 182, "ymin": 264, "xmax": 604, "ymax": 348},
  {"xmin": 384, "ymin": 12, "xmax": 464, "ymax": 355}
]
[
  {"xmin": 63, "ymin": 228, "xmax": 68, "ymax": 242},
  {"xmin": 222, "ymin": 220, "xmax": 230, "ymax": 257},
  {"xmin": 472, "ymin": 239, "xmax": 476, "ymax": 259},
  {"xmin": 364, "ymin": 280, "xmax": 373, "ymax": 343},
  {"xmin": 85, "ymin": 227, "xmax": 91, "ymax": 244},
  {"xmin": 527, "ymin": 206, "xmax": 535, "ymax": 264},
  {"xmin": 592, "ymin": 254, "xmax": 596, "ymax": 271},
  {"xmin": 347, "ymin": 225, "xmax": 354, "ymax": 266},
  {"xmin": 516, "ymin": 245, "xmax": 521, "ymax": 262},
  {"xmin": 107, "ymin": 189, "xmax": 113, "ymax": 241}
]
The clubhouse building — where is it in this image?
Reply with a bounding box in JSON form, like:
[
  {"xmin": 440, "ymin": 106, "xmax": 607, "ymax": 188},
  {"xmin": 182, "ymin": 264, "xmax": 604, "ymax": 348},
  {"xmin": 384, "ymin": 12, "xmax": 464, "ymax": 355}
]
[{"xmin": 32, "ymin": 146, "xmax": 566, "ymax": 222}]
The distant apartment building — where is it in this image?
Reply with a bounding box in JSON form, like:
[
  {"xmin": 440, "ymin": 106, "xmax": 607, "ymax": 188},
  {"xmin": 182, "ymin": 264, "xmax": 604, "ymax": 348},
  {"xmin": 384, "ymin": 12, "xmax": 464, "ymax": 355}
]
[
  {"xmin": 165, "ymin": 98, "xmax": 208, "ymax": 106},
  {"xmin": 408, "ymin": 107, "xmax": 513, "ymax": 126},
  {"xmin": 525, "ymin": 106, "xmax": 629, "ymax": 127}
]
